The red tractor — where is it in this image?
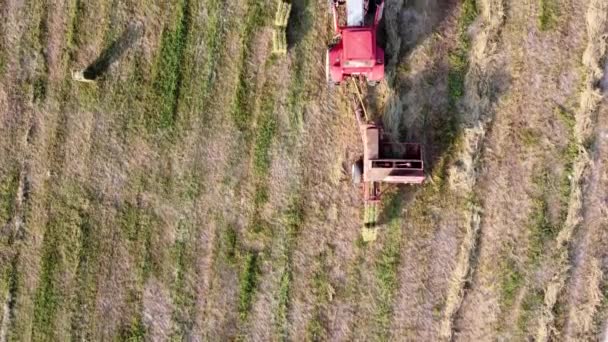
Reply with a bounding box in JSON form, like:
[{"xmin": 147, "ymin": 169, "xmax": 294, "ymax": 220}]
[{"xmin": 326, "ymin": 0, "xmax": 385, "ymax": 86}]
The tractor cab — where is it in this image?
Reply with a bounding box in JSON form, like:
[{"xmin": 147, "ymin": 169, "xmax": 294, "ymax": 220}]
[{"xmin": 326, "ymin": 0, "xmax": 385, "ymax": 85}]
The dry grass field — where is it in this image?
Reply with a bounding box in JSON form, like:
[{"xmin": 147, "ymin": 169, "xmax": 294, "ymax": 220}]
[{"xmin": 0, "ymin": 0, "xmax": 607, "ymax": 341}]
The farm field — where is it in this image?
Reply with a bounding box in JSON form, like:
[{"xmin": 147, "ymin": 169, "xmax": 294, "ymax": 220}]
[{"xmin": 0, "ymin": 0, "xmax": 607, "ymax": 341}]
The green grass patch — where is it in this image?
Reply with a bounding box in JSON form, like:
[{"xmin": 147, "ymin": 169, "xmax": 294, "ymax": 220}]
[
  {"xmin": 18, "ymin": 0, "xmax": 49, "ymax": 103},
  {"xmin": 555, "ymin": 107, "xmax": 578, "ymax": 221},
  {"xmin": 0, "ymin": 55, "xmax": 5, "ymax": 76},
  {"xmin": 200, "ymin": 0, "xmax": 226, "ymax": 99},
  {"xmin": 275, "ymin": 198, "xmax": 304, "ymax": 340},
  {"xmin": 0, "ymin": 30, "xmax": 6, "ymax": 76},
  {"xmin": 285, "ymin": 0, "xmax": 314, "ymax": 134},
  {"xmin": 118, "ymin": 202, "xmax": 161, "ymax": 281},
  {"xmin": 276, "ymin": 269, "xmax": 292, "ymax": 340},
  {"xmin": 116, "ymin": 200, "xmax": 162, "ymax": 342},
  {"xmin": 448, "ymin": 0, "xmax": 477, "ymax": 109},
  {"xmin": 2, "ymin": 254, "xmax": 20, "ymax": 341},
  {"xmin": 238, "ymin": 252, "xmax": 260, "ymax": 320},
  {"xmin": 32, "ymin": 241, "xmax": 62, "ymax": 341},
  {"xmin": 146, "ymin": 0, "xmax": 191, "ymax": 133},
  {"xmin": 32, "ymin": 186, "xmax": 90, "ymax": 341},
  {"xmin": 528, "ymin": 168, "xmax": 568, "ymax": 262},
  {"xmin": 253, "ymin": 111, "xmax": 278, "ymax": 178},
  {"xmin": 69, "ymin": 211, "xmax": 101, "ymax": 341},
  {"xmin": 520, "ymin": 128, "xmax": 541, "ymax": 147},
  {"xmin": 538, "ymin": 0, "xmax": 558, "ymax": 31},
  {"xmin": 500, "ymin": 257, "xmax": 525, "ymax": 308},
  {"xmin": 556, "ymin": 106, "xmax": 575, "ymax": 131},
  {"xmin": 594, "ymin": 280, "xmax": 608, "ymax": 333},
  {"xmin": 306, "ymin": 252, "xmax": 331, "ymax": 342},
  {"xmin": 113, "ymin": 52, "xmax": 150, "ymax": 134},
  {"xmin": 247, "ymin": 70, "xmax": 280, "ymax": 221},
  {"xmin": 287, "ymin": 47, "xmax": 309, "ymax": 132},
  {"xmin": 222, "ymin": 223, "xmax": 239, "ymax": 265},
  {"xmin": 237, "ymin": 67, "xmax": 280, "ymax": 259},
  {"xmin": 248, "ymin": 73, "xmax": 279, "ymax": 211},
  {"xmin": 0, "ymin": 169, "xmax": 19, "ymax": 225},
  {"xmin": 118, "ymin": 312, "xmax": 147, "ymax": 342},
  {"xmin": 169, "ymin": 219, "xmax": 197, "ymax": 339},
  {"xmin": 517, "ymin": 288, "xmax": 544, "ymax": 335},
  {"xmin": 67, "ymin": 0, "xmax": 86, "ymax": 60},
  {"xmin": 528, "ymin": 193, "xmax": 555, "ymax": 263}
]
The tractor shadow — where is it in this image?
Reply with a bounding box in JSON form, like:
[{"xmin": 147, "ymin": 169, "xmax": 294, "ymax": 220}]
[
  {"xmin": 81, "ymin": 22, "xmax": 143, "ymax": 80},
  {"xmin": 286, "ymin": 0, "xmax": 313, "ymax": 49},
  {"xmin": 377, "ymin": 0, "xmax": 454, "ymax": 83},
  {"xmin": 367, "ymin": 0, "xmax": 511, "ymax": 224}
]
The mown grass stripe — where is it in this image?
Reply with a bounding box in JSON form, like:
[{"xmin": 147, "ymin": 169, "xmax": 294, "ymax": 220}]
[
  {"xmin": 275, "ymin": 197, "xmax": 304, "ymax": 340},
  {"xmin": 373, "ymin": 192, "xmax": 405, "ymax": 340},
  {"xmin": 146, "ymin": 0, "xmax": 191, "ymax": 134},
  {"xmin": 0, "ymin": 169, "xmax": 19, "ymax": 226},
  {"xmin": 16, "ymin": 0, "xmax": 50, "ymax": 104},
  {"xmin": 238, "ymin": 252, "xmax": 260, "ymax": 320},
  {"xmin": 69, "ymin": 208, "xmax": 101, "ymax": 341},
  {"xmin": 116, "ymin": 200, "xmax": 161, "ymax": 341},
  {"xmin": 202, "ymin": 0, "xmax": 227, "ymax": 94},
  {"xmin": 31, "ymin": 185, "xmax": 90, "ymax": 341},
  {"xmin": 235, "ymin": 77, "xmax": 280, "ymax": 323},
  {"xmin": 284, "ymin": 0, "xmax": 315, "ymax": 135},
  {"xmin": 226, "ymin": 14, "xmax": 287, "ymax": 319},
  {"xmin": 538, "ymin": 0, "xmax": 558, "ymax": 31},
  {"xmin": 306, "ymin": 252, "xmax": 332, "ymax": 341},
  {"xmin": 169, "ymin": 219, "xmax": 198, "ymax": 339},
  {"xmin": 0, "ymin": 14, "xmax": 6, "ymax": 77},
  {"xmin": 231, "ymin": 0, "xmax": 272, "ymax": 133}
]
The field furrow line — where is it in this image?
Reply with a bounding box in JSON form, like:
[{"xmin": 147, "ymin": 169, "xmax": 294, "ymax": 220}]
[
  {"xmin": 559, "ymin": 99, "xmax": 608, "ymax": 339},
  {"xmin": 439, "ymin": 0, "xmax": 506, "ymax": 339}
]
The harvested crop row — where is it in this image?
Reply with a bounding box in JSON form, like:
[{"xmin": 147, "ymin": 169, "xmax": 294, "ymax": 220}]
[
  {"xmin": 453, "ymin": 0, "xmax": 590, "ymax": 339},
  {"xmin": 439, "ymin": 0, "xmax": 507, "ymax": 338},
  {"xmin": 536, "ymin": 0, "xmax": 608, "ymax": 340}
]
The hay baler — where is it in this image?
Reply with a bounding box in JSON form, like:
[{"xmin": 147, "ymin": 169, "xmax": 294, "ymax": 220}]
[{"xmin": 351, "ymin": 101, "xmax": 424, "ymax": 240}]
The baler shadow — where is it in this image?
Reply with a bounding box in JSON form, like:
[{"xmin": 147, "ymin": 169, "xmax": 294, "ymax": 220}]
[{"xmin": 368, "ymin": 0, "xmax": 510, "ymax": 224}]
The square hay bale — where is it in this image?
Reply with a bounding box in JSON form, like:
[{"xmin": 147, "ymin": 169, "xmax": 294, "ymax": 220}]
[{"xmin": 274, "ymin": 1, "xmax": 292, "ymax": 27}]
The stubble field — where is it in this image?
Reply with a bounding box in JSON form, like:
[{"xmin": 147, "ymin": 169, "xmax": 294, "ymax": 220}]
[{"xmin": 0, "ymin": 0, "xmax": 607, "ymax": 340}]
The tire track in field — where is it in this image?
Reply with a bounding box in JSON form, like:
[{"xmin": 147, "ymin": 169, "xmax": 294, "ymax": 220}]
[{"xmin": 536, "ymin": 1, "xmax": 608, "ymax": 340}]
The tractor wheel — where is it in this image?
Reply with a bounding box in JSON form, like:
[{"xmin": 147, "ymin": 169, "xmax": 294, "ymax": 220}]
[{"xmin": 352, "ymin": 158, "xmax": 363, "ymax": 184}]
